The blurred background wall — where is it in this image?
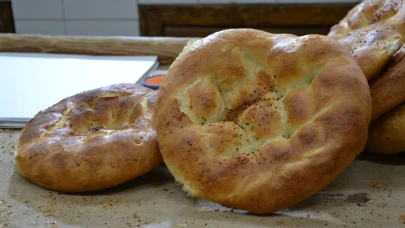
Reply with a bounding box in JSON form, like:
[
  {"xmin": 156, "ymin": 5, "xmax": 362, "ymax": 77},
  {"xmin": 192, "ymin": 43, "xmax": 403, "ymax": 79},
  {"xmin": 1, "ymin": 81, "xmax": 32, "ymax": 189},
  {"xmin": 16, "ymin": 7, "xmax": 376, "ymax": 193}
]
[{"xmin": 1, "ymin": 0, "xmax": 361, "ymax": 37}]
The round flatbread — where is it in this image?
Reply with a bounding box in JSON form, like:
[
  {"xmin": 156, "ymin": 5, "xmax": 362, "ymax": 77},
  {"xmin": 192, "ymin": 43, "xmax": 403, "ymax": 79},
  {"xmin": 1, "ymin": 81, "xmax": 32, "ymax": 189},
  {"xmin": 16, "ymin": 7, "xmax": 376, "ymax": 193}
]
[
  {"xmin": 154, "ymin": 29, "xmax": 371, "ymax": 214},
  {"xmin": 15, "ymin": 83, "xmax": 162, "ymax": 192},
  {"xmin": 370, "ymin": 44, "xmax": 405, "ymax": 120},
  {"xmin": 328, "ymin": 0, "xmax": 405, "ymax": 81},
  {"xmin": 367, "ymin": 102, "xmax": 405, "ymax": 154}
]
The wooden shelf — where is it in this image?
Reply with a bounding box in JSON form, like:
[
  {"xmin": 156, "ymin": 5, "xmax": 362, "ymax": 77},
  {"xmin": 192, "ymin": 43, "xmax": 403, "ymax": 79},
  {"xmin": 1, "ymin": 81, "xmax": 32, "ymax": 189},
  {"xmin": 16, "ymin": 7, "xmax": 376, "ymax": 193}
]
[{"xmin": 139, "ymin": 3, "xmax": 355, "ymax": 37}]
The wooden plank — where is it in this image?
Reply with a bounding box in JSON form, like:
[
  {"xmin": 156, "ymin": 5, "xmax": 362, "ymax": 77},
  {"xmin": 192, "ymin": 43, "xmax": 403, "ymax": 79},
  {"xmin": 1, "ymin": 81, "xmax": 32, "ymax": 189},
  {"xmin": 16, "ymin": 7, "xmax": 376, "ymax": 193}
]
[
  {"xmin": 140, "ymin": 3, "xmax": 355, "ymax": 36},
  {"xmin": 0, "ymin": 34, "xmax": 191, "ymax": 65}
]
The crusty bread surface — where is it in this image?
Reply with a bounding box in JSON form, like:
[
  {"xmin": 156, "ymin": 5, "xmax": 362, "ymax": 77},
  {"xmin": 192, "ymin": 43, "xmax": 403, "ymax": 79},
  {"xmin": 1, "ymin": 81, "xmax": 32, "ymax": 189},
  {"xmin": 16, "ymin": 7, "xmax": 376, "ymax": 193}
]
[
  {"xmin": 15, "ymin": 84, "xmax": 162, "ymax": 192},
  {"xmin": 154, "ymin": 29, "xmax": 371, "ymax": 214},
  {"xmin": 367, "ymin": 103, "xmax": 405, "ymax": 154},
  {"xmin": 370, "ymin": 44, "xmax": 405, "ymax": 120},
  {"xmin": 328, "ymin": 0, "xmax": 405, "ymax": 81}
]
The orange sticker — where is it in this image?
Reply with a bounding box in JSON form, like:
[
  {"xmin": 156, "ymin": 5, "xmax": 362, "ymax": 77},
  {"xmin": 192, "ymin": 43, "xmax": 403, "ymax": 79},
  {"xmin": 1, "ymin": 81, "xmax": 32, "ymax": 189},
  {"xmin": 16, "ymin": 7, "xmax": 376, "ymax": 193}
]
[{"xmin": 145, "ymin": 75, "xmax": 165, "ymax": 86}]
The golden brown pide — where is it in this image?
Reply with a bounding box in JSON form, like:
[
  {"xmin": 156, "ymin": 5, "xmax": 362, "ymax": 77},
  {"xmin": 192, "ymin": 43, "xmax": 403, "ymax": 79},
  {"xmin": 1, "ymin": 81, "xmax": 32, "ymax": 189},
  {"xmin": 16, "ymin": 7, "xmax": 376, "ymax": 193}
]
[
  {"xmin": 154, "ymin": 29, "xmax": 371, "ymax": 214},
  {"xmin": 15, "ymin": 84, "xmax": 162, "ymax": 192}
]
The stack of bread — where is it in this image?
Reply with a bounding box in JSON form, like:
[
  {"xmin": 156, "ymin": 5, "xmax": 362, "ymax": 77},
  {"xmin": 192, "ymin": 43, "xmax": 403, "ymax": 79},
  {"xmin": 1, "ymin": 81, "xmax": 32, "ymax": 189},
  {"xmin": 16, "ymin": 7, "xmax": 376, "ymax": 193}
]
[
  {"xmin": 13, "ymin": 0, "xmax": 403, "ymax": 214},
  {"xmin": 327, "ymin": 0, "xmax": 405, "ymax": 154}
]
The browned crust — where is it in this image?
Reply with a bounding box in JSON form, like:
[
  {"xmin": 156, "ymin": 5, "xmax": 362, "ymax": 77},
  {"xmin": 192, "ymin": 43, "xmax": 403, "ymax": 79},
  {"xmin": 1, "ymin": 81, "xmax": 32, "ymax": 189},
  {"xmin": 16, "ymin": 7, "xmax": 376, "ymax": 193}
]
[
  {"xmin": 370, "ymin": 44, "xmax": 405, "ymax": 120},
  {"xmin": 328, "ymin": 0, "xmax": 405, "ymax": 81},
  {"xmin": 154, "ymin": 29, "xmax": 371, "ymax": 214},
  {"xmin": 328, "ymin": 0, "xmax": 405, "ymax": 38},
  {"xmin": 367, "ymin": 102, "xmax": 405, "ymax": 154},
  {"xmin": 15, "ymin": 84, "xmax": 162, "ymax": 192}
]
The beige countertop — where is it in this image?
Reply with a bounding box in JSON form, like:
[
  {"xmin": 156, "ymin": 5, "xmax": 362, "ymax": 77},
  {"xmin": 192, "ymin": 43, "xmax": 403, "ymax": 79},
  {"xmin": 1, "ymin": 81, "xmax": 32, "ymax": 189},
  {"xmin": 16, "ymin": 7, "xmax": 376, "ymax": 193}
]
[{"xmin": 1, "ymin": 129, "xmax": 404, "ymax": 228}]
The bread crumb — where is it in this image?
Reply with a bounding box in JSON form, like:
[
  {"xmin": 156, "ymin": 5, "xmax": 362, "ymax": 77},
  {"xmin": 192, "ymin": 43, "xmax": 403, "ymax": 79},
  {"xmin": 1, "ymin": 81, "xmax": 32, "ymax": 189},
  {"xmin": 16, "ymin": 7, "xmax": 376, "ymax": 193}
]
[
  {"xmin": 399, "ymin": 215, "xmax": 405, "ymax": 224},
  {"xmin": 133, "ymin": 212, "xmax": 139, "ymax": 219},
  {"xmin": 41, "ymin": 208, "xmax": 53, "ymax": 217},
  {"xmin": 329, "ymin": 211, "xmax": 340, "ymax": 218},
  {"xmin": 102, "ymin": 199, "xmax": 113, "ymax": 208},
  {"xmin": 370, "ymin": 183, "xmax": 381, "ymax": 188},
  {"xmin": 44, "ymin": 193, "xmax": 54, "ymax": 199}
]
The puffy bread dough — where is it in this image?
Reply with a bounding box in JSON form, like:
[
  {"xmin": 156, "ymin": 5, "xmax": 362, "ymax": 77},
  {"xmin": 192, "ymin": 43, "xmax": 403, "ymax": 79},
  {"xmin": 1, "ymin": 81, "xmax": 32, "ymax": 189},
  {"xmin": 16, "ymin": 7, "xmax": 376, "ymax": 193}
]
[
  {"xmin": 370, "ymin": 44, "xmax": 405, "ymax": 120},
  {"xmin": 15, "ymin": 84, "xmax": 162, "ymax": 192},
  {"xmin": 328, "ymin": 0, "xmax": 405, "ymax": 80},
  {"xmin": 154, "ymin": 29, "xmax": 371, "ymax": 214},
  {"xmin": 367, "ymin": 102, "xmax": 405, "ymax": 154}
]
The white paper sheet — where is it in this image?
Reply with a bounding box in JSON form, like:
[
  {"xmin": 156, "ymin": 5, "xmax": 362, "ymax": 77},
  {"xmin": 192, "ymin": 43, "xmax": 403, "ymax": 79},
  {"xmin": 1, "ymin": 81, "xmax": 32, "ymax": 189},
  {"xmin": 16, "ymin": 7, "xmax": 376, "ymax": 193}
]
[{"xmin": 0, "ymin": 52, "xmax": 158, "ymax": 127}]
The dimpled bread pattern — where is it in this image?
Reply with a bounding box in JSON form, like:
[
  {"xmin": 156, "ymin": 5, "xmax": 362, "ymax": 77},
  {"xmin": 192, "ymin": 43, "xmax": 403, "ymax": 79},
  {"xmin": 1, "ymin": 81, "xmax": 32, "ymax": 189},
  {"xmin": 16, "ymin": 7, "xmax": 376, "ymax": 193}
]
[
  {"xmin": 154, "ymin": 29, "xmax": 371, "ymax": 214},
  {"xmin": 15, "ymin": 84, "xmax": 162, "ymax": 192}
]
